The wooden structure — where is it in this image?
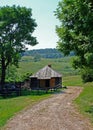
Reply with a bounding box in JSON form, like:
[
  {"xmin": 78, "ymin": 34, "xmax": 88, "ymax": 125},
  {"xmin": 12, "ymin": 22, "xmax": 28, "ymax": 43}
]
[
  {"xmin": 0, "ymin": 82, "xmax": 21, "ymax": 97},
  {"xmin": 30, "ymin": 65, "xmax": 62, "ymax": 91}
]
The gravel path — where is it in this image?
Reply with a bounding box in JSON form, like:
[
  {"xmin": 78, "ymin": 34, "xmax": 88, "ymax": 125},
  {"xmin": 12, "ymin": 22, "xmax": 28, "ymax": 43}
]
[{"xmin": 3, "ymin": 87, "xmax": 93, "ymax": 130}]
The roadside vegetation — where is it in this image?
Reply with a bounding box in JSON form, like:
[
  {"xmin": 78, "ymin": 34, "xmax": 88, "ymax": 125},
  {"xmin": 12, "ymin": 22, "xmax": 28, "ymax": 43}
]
[
  {"xmin": 75, "ymin": 82, "xmax": 93, "ymax": 123},
  {"xmin": 63, "ymin": 75, "xmax": 93, "ymax": 124},
  {"xmin": 0, "ymin": 92, "xmax": 51, "ymax": 128}
]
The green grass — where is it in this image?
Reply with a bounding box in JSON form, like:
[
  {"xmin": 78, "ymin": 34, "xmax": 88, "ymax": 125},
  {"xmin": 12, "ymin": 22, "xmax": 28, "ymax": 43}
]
[
  {"xmin": 0, "ymin": 93, "xmax": 51, "ymax": 128},
  {"xmin": 75, "ymin": 82, "xmax": 93, "ymax": 123},
  {"xmin": 63, "ymin": 75, "xmax": 83, "ymax": 86}
]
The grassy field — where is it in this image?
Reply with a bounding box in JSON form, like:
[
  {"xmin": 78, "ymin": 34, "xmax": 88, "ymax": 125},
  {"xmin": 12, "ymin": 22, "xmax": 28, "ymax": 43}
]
[
  {"xmin": 0, "ymin": 92, "xmax": 51, "ymax": 128},
  {"xmin": 17, "ymin": 56, "xmax": 78, "ymax": 79},
  {"xmin": 63, "ymin": 75, "xmax": 83, "ymax": 86}
]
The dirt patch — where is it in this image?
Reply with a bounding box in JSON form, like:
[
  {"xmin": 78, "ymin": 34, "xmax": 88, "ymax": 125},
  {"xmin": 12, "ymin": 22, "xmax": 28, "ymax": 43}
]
[{"xmin": 3, "ymin": 87, "xmax": 93, "ymax": 130}]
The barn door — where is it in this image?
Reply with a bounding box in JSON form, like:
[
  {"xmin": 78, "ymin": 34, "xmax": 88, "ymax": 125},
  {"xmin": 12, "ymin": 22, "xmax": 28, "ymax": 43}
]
[{"xmin": 45, "ymin": 79, "xmax": 50, "ymax": 87}]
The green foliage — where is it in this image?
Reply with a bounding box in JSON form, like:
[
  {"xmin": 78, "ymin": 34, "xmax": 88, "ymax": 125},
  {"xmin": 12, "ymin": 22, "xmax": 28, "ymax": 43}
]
[
  {"xmin": 23, "ymin": 48, "xmax": 65, "ymax": 58},
  {"xmin": 55, "ymin": 0, "xmax": 93, "ymax": 82},
  {"xmin": 22, "ymin": 72, "xmax": 32, "ymax": 81},
  {"xmin": 0, "ymin": 5, "xmax": 38, "ymax": 85},
  {"xmin": 5, "ymin": 65, "xmax": 18, "ymax": 82},
  {"xmin": 81, "ymin": 68, "xmax": 93, "ymax": 83}
]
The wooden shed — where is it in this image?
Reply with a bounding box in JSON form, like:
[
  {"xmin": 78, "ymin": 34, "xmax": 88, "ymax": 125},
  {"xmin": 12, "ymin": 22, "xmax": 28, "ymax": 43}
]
[{"xmin": 30, "ymin": 65, "xmax": 62, "ymax": 90}]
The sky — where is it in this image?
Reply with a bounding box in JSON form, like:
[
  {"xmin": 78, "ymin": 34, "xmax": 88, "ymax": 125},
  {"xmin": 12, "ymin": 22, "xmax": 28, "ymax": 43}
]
[{"xmin": 0, "ymin": 0, "xmax": 60, "ymax": 50}]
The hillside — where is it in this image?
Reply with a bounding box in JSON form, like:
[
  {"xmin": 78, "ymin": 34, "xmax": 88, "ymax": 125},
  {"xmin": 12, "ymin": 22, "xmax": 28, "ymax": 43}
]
[
  {"xmin": 22, "ymin": 48, "xmax": 74, "ymax": 59},
  {"xmin": 16, "ymin": 56, "xmax": 79, "ymax": 82}
]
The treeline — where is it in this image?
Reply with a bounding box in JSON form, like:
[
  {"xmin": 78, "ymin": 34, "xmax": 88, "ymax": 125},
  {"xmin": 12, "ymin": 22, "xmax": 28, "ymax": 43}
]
[{"xmin": 22, "ymin": 48, "xmax": 74, "ymax": 59}]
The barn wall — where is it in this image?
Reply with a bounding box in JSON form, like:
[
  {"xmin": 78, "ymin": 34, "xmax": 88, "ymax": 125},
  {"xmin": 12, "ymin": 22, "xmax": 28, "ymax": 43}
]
[
  {"xmin": 50, "ymin": 77, "xmax": 62, "ymax": 88},
  {"xmin": 55, "ymin": 77, "xmax": 62, "ymax": 85},
  {"xmin": 30, "ymin": 78, "xmax": 39, "ymax": 89},
  {"xmin": 50, "ymin": 78, "xmax": 55, "ymax": 88},
  {"xmin": 39, "ymin": 80, "xmax": 45, "ymax": 88},
  {"xmin": 30, "ymin": 77, "xmax": 62, "ymax": 90}
]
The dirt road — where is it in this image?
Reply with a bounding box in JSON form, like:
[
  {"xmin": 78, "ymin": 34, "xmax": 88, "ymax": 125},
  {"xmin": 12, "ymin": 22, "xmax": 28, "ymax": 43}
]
[{"xmin": 3, "ymin": 87, "xmax": 93, "ymax": 130}]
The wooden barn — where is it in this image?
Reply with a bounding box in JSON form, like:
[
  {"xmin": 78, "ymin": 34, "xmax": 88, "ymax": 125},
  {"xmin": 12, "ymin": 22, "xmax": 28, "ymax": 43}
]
[{"xmin": 30, "ymin": 65, "xmax": 62, "ymax": 90}]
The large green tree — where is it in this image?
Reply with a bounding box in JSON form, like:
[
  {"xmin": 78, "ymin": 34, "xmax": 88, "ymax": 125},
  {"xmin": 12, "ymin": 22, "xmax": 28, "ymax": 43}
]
[
  {"xmin": 0, "ymin": 5, "xmax": 38, "ymax": 86},
  {"xmin": 55, "ymin": 0, "xmax": 93, "ymax": 82}
]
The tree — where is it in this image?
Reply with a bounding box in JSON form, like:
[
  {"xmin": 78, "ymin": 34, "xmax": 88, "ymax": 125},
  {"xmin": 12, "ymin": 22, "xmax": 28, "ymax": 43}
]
[
  {"xmin": 5, "ymin": 65, "xmax": 21, "ymax": 82},
  {"xmin": 0, "ymin": 5, "xmax": 38, "ymax": 87},
  {"xmin": 55, "ymin": 0, "xmax": 93, "ymax": 82}
]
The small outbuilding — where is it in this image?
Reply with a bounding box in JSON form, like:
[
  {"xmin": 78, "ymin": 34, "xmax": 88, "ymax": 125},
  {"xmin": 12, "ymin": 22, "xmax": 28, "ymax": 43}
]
[{"xmin": 30, "ymin": 65, "xmax": 62, "ymax": 90}]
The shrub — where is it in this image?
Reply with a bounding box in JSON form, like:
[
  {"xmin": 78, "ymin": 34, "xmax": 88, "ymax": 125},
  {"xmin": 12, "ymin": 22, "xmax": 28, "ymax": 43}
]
[{"xmin": 81, "ymin": 68, "xmax": 93, "ymax": 83}]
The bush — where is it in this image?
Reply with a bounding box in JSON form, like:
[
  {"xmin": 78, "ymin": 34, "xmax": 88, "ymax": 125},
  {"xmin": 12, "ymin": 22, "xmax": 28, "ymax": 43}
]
[
  {"xmin": 81, "ymin": 68, "xmax": 93, "ymax": 83},
  {"xmin": 22, "ymin": 72, "xmax": 32, "ymax": 81}
]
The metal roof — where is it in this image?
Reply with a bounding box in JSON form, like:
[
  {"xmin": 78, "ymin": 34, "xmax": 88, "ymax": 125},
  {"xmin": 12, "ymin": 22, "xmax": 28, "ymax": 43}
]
[{"xmin": 30, "ymin": 65, "xmax": 62, "ymax": 79}]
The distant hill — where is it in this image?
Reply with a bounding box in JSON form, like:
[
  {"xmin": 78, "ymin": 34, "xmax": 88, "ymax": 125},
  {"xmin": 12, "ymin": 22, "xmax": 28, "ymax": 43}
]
[{"xmin": 22, "ymin": 48, "xmax": 74, "ymax": 59}]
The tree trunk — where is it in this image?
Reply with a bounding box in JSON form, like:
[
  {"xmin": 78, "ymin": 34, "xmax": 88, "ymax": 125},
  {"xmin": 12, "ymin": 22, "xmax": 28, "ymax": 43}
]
[
  {"xmin": 1, "ymin": 66, "xmax": 6, "ymax": 86},
  {"xmin": 1, "ymin": 56, "xmax": 6, "ymax": 88}
]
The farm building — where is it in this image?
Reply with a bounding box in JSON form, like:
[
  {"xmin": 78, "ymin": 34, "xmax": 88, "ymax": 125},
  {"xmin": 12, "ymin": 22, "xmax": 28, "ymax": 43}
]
[{"xmin": 30, "ymin": 65, "xmax": 62, "ymax": 90}]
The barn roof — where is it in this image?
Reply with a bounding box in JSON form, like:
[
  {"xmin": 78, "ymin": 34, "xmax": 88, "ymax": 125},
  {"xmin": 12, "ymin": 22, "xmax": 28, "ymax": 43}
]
[{"xmin": 30, "ymin": 65, "xmax": 62, "ymax": 79}]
